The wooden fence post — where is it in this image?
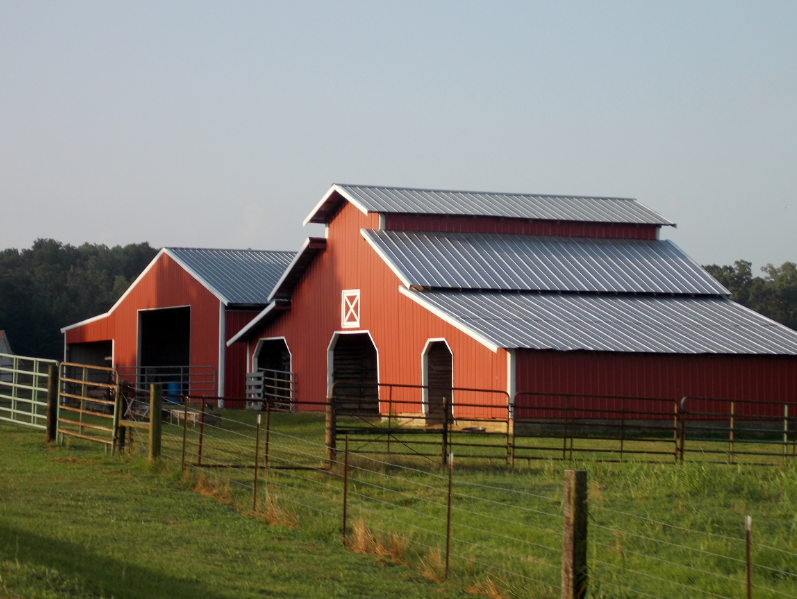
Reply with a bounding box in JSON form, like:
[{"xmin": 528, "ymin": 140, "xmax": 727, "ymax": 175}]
[
  {"xmin": 562, "ymin": 469, "xmax": 588, "ymax": 599},
  {"xmin": 325, "ymin": 393, "xmax": 337, "ymax": 465},
  {"xmin": 148, "ymin": 384, "xmax": 162, "ymax": 463},
  {"xmin": 45, "ymin": 364, "xmax": 59, "ymax": 443}
]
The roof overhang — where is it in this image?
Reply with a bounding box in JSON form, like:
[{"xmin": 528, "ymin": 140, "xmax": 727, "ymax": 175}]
[
  {"xmin": 303, "ymin": 184, "xmax": 371, "ymax": 226},
  {"xmin": 267, "ymin": 237, "xmax": 327, "ymax": 301},
  {"xmin": 226, "ymin": 299, "xmax": 291, "ymax": 346}
]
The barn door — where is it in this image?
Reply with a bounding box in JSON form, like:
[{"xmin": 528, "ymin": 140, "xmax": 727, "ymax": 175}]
[
  {"xmin": 332, "ymin": 333, "xmax": 378, "ymax": 414},
  {"xmin": 425, "ymin": 341, "xmax": 452, "ymax": 422}
]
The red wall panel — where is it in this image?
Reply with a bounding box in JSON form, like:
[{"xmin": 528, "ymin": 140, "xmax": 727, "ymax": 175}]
[
  {"xmin": 249, "ymin": 203, "xmax": 509, "ymax": 415},
  {"xmin": 385, "ymin": 214, "xmax": 659, "ymax": 239},
  {"xmin": 515, "ymin": 350, "xmax": 797, "ymax": 418},
  {"xmin": 65, "ymin": 253, "xmax": 222, "ymax": 387},
  {"xmin": 224, "ymin": 310, "xmax": 259, "ymax": 399}
]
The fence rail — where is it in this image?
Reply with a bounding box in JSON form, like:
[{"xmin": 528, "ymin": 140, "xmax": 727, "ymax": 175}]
[{"xmin": 0, "ymin": 353, "xmax": 58, "ymax": 431}]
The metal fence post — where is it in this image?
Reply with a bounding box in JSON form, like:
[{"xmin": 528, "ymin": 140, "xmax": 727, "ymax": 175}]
[
  {"xmin": 181, "ymin": 395, "xmax": 189, "ymax": 469},
  {"xmin": 264, "ymin": 403, "xmax": 271, "ymax": 470},
  {"xmin": 45, "ymin": 364, "xmax": 59, "ymax": 443},
  {"xmin": 253, "ymin": 414, "xmax": 261, "ymax": 511},
  {"xmin": 442, "ymin": 396, "xmax": 449, "ymax": 466},
  {"xmin": 445, "ymin": 452, "xmax": 454, "ymax": 579},
  {"xmin": 112, "ymin": 382, "xmax": 122, "ymax": 454},
  {"xmin": 729, "ymin": 401, "xmax": 735, "ymax": 465},
  {"xmin": 326, "ymin": 392, "xmax": 337, "ymax": 465},
  {"xmin": 197, "ymin": 400, "xmax": 206, "ymax": 466},
  {"xmin": 562, "ymin": 469, "xmax": 588, "ymax": 599},
  {"xmin": 343, "ymin": 435, "xmax": 349, "ymax": 539},
  {"xmin": 746, "ymin": 515, "xmax": 753, "ymax": 599},
  {"xmin": 148, "ymin": 384, "xmax": 162, "ymax": 463}
]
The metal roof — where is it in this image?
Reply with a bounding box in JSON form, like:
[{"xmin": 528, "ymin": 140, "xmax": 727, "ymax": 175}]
[
  {"xmin": 400, "ymin": 289, "xmax": 797, "ymax": 355},
  {"xmin": 305, "ymin": 184, "xmax": 675, "ymax": 226},
  {"xmin": 267, "ymin": 238, "xmax": 327, "ymax": 302},
  {"xmin": 364, "ymin": 230, "xmax": 728, "ymax": 296},
  {"xmin": 166, "ymin": 248, "xmax": 295, "ymax": 306}
]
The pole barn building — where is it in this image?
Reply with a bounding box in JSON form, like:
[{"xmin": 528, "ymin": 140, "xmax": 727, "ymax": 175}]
[
  {"xmin": 62, "ymin": 248, "xmax": 294, "ymax": 400},
  {"xmin": 229, "ymin": 184, "xmax": 797, "ymax": 420}
]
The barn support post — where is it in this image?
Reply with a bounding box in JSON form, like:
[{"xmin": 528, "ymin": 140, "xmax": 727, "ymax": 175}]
[
  {"xmin": 325, "ymin": 390, "xmax": 337, "ymax": 465},
  {"xmin": 148, "ymin": 384, "xmax": 162, "ymax": 463},
  {"xmin": 562, "ymin": 469, "xmax": 588, "ymax": 599},
  {"xmin": 45, "ymin": 364, "xmax": 59, "ymax": 443}
]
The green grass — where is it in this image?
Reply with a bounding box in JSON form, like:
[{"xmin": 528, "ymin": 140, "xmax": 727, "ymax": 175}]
[
  {"xmin": 156, "ymin": 408, "xmax": 797, "ymax": 599},
  {"xmin": 0, "ymin": 423, "xmax": 462, "ymax": 599}
]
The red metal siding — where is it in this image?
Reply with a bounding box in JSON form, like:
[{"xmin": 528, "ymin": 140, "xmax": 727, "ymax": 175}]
[
  {"xmin": 384, "ymin": 214, "xmax": 659, "ymax": 239},
  {"xmin": 65, "ymin": 253, "xmax": 222, "ymax": 378},
  {"xmin": 515, "ymin": 350, "xmax": 797, "ymax": 418},
  {"xmin": 249, "ymin": 203, "xmax": 508, "ymax": 415},
  {"xmin": 225, "ymin": 310, "xmax": 259, "ymax": 399}
]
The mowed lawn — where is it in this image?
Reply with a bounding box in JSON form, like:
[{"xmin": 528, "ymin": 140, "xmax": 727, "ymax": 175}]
[{"xmin": 0, "ymin": 424, "xmax": 458, "ymax": 599}]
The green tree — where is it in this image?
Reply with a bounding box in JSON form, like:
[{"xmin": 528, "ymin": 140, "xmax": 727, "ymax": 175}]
[{"xmin": 0, "ymin": 239, "xmax": 158, "ymax": 359}]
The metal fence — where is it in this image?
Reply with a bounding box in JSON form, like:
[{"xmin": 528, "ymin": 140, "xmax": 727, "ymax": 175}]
[
  {"xmin": 57, "ymin": 362, "xmax": 120, "ymax": 448},
  {"xmin": 246, "ymin": 368, "xmax": 295, "ymax": 410},
  {"xmin": 116, "ymin": 365, "xmax": 216, "ymax": 403},
  {"xmin": 0, "ymin": 353, "xmax": 58, "ymax": 430}
]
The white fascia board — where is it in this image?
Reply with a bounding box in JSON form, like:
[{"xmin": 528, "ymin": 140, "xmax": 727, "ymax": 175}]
[
  {"xmin": 360, "ymin": 229, "xmax": 412, "ymax": 287},
  {"xmin": 226, "ymin": 301, "xmax": 277, "ymax": 347},
  {"xmin": 60, "ymin": 312, "xmax": 111, "ymax": 333},
  {"xmin": 302, "ymin": 184, "xmax": 371, "ymax": 226},
  {"xmin": 398, "ymin": 286, "xmax": 500, "ymax": 353},
  {"xmin": 267, "ymin": 237, "xmax": 312, "ymax": 302},
  {"xmin": 164, "ymin": 248, "xmax": 230, "ymax": 306},
  {"xmin": 62, "ymin": 248, "xmax": 168, "ymax": 332}
]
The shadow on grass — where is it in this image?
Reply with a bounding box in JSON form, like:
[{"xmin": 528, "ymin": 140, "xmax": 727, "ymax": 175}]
[{"xmin": 0, "ymin": 522, "xmax": 234, "ymax": 599}]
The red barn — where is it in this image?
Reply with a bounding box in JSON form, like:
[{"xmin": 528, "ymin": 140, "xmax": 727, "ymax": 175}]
[
  {"xmin": 62, "ymin": 247, "xmax": 293, "ymax": 400},
  {"xmin": 229, "ymin": 184, "xmax": 797, "ymax": 420}
]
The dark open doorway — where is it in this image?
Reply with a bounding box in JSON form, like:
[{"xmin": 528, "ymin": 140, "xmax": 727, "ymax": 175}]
[
  {"xmin": 331, "ymin": 333, "xmax": 378, "ymax": 413},
  {"xmin": 138, "ymin": 307, "xmax": 190, "ymax": 398},
  {"xmin": 254, "ymin": 338, "xmax": 293, "ymax": 408},
  {"xmin": 424, "ymin": 341, "xmax": 452, "ymax": 421},
  {"xmin": 67, "ymin": 341, "xmax": 113, "ymax": 368}
]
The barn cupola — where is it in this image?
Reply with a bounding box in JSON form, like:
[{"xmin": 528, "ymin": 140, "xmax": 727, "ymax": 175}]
[{"xmin": 304, "ymin": 183, "xmax": 675, "ymax": 240}]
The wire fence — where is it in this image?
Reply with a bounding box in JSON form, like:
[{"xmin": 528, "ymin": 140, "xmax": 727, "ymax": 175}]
[{"xmin": 105, "ymin": 395, "xmax": 797, "ymax": 599}]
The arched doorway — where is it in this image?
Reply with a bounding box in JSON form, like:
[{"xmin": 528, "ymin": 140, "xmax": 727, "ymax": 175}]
[
  {"xmin": 253, "ymin": 338, "xmax": 293, "ymax": 408},
  {"xmin": 423, "ymin": 340, "xmax": 453, "ymax": 422},
  {"xmin": 330, "ymin": 333, "xmax": 379, "ymax": 414}
]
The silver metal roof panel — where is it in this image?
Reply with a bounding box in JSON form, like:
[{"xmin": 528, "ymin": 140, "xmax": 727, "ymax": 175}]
[
  {"xmin": 167, "ymin": 248, "xmax": 295, "ymax": 306},
  {"xmin": 400, "ymin": 289, "xmax": 797, "ymax": 355},
  {"xmin": 365, "ymin": 231, "xmax": 727, "ymax": 296},
  {"xmin": 306, "ymin": 184, "xmax": 674, "ymax": 226}
]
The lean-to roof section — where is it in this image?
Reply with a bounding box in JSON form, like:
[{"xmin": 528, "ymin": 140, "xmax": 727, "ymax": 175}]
[
  {"xmin": 399, "ymin": 289, "xmax": 797, "ymax": 355},
  {"xmin": 364, "ymin": 230, "xmax": 728, "ymax": 295},
  {"xmin": 305, "ymin": 184, "xmax": 675, "ymax": 226},
  {"xmin": 166, "ymin": 248, "xmax": 295, "ymax": 306}
]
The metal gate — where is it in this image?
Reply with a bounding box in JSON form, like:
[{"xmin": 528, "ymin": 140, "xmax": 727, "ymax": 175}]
[
  {"xmin": 57, "ymin": 362, "xmax": 120, "ymax": 448},
  {"xmin": 0, "ymin": 353, "xmax": 58, "ymax": 430}
]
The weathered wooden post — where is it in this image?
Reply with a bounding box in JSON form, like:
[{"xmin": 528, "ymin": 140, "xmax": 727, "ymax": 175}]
[
  {"xmin": 562, "ymin": 469, "xmax": 588, "ymax": 599},
  {"xmin": 45, "ymin": 364, "xmax": 59, "ymax": 443},
  {"xmin": 148, "ymin": 384, "xmax": 162, "ymax": 463},
  {"xmin": 325, "ymin": 391, "xmax": 337, "ymax": 465}
]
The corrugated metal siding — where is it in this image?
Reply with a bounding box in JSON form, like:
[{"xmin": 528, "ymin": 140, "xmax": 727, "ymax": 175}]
[
  {"xmin": 65, "ymin": 253, "xmax": 222, "ymax": 376},
  {"xmin": 247, "ymin": 202, "xmax": 509, "ymax": 415},
  {"xmin": 364, "ymin": 231, "xmax": 727, "ymax": 295},
  {"xmin": 337, "ymin": 184, "xmax": 674, "ymax": 225},
  {"xmin": 409, "ymin": 292, "xmax": 797, "ymax": 354},
  {"xmin": 384, "ymin": 214, "xmax": 659, "ymax": 239},
  {"xmin": 167, "ymin": 248, "xmax": 294, "ymax": 305},
  {"xmin": 225, "ymin": 310, "xmax": 259, "ymax": 398},
  {"xmin": 515, "ymin": 350, "xmax": 797, "ymax": 418}
]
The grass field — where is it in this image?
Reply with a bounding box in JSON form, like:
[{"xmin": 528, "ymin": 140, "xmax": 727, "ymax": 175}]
[
  {"xmin": 6, "ymin": 408, "xmax": 797, "ymax": 599},
  {"xmin": 0, "ymin": 423, "xmax": 460, "ymax": 599}
]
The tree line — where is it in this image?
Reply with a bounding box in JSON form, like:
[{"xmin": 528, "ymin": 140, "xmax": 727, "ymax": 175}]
[
  {"xmin": 0, "ymin": 239, "xmax": 158, "ymax": 359},
  {"xmin": 0, "ymin": 239, "xmax": 794, "ymax": 361}
]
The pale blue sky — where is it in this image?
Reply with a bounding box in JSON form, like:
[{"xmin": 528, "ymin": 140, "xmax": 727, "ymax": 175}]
[{"xmin": 1, "ymin": 1, "xmax": 795, "ymax": 269}]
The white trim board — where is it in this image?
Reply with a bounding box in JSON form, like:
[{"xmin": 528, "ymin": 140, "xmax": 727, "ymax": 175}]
[
  {"xmin": 303, "ymin": 184, "xmax": 372, "ymax": 226},
  {"xmin": 397, "ymin": 286, "xmax": 500, "ymax": 353}
]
